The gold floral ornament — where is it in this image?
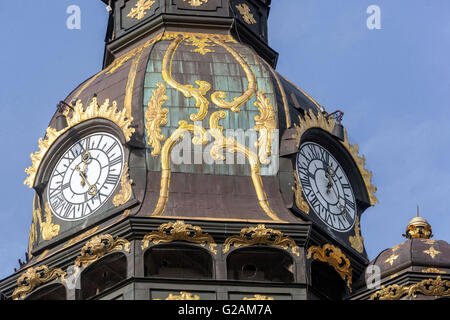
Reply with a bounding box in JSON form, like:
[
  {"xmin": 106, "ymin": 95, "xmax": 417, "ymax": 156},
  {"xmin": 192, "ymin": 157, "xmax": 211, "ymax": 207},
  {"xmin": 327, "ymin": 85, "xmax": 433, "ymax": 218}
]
[
  {"xmin": 307, "ymin": 244, "xmax": 353, "ymax": 291},
  {"xmin": 385, "ymin": 253, "xmax": 399, "ymax": 266},
  {"xmin": 293, "ymin": 109, "xmax": 377, "ymax": 206},
  {"xmin": 349, "ymin": 216, "xmax": 364, "ymax": 253},
  {"xmin": 243, "ymin": 294, "xmax": 274, "ymax": 300},
  {"xmin": 24, "ymin": 97, "xmax": 135, "ymax": 188},
  {"xmin": 370, "ymin": 276, "xmax": 450, "ymax": 300},
  {"xmin": 112, "ymin": 162, "xmax": 134, "ymax": 207},
  {"xmin": 254, "ymin": 90, "xmax": 277, "ymax": 165},
  {"xmin": 184, "ymin": 36, "xmax": 216, "ymax": 55},
  {"xmin": 422, "ymin": 268, "xmax": 446, "ymax": 274},
  {"xmin": 145, "ymin": 82, "xmax": 169, "ymax": 156},
  {"xmin": 12, "ymin": 265, "xmax": 66, "ymax": 300},
  {"xmin": 127, "ymin": 0, "xmax": 155, "ymax": 20},
  {"xmin": 183, "ymin": 0, "xmax": 208, "ymax": 7},
  {"xmin": 424, "ymin": 246, "xmax": 441, "ymax": 259},
  {"xmin": 75, "ymin": 234, "xmax": 130, "ymax": 268},
  {"xmin": 223, "ymin": 224, "xmax": 299, "ymax": 256},
  {"xmin": 141, "ymin": 221, "xmax": 217, "ymax": 254},
  {"xmin": 159, "ymin": 292, "xmax": 200, "ymax": 300},
  {"xmin": 235, "ymin": 3, "xmax": 257, "ymax": 25},
  {"xmin": 292, "ymin": 171, "xmax": 310, "ymax": 214}
]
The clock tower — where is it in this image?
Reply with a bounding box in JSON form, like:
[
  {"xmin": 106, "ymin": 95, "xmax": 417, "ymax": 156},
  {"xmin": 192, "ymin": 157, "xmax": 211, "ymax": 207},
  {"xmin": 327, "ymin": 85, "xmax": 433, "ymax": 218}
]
[{"xmin": 0, "ymin": 0, "xmax": 380, "ymax": 300}]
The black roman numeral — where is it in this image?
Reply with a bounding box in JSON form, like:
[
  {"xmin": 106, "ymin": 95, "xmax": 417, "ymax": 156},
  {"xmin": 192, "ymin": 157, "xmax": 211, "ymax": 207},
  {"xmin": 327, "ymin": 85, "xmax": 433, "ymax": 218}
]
[
  {"xmin": 109, "ymin": 157, "xmax": 122, "ymax": 167},
  {"xmin": 105, "ymin": 174, "xmax": 120, "ymax": 185}
]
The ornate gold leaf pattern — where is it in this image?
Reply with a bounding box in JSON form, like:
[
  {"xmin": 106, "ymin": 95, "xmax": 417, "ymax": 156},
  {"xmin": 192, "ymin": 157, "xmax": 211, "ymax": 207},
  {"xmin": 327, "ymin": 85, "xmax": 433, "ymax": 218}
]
[
  {"xmin": 12, "ymin": 265, "xmax": 66, "ymax": 300},
  {"xmin": 223, "ymin": 224, "xmax": 299, "ymax": 256},
  {"xmin": 24, "ymin": 97, "xmax": 135, "ymax": 188},
  {"xmin": 385, "ymin": 254, "xmax": 399, "ymax": 266},
  {"xmin": 293, "ymin": 109, "xmax": 377, "ymax": 206},
  {"xmin": 422, "ymin": 268, "xmax": 446, "ymax": 274},
  {"xmin": 75, "ymin": 234, "xmax": 130, "ymax": 268},
  {"xmin": 127, "ymin": 0, "xmax": 155, "ymax": 20},
  {"xmin": 307, "ymin": 244, "xmax": 353, "ymax": 291},
  {"xmin": 424, "ymin": 247, "xmax": 441, "ymax": 259},
  {"xmin": 235, "ymin": 3, "xmax": 257, "ymax": 24},
  {"xmin": 243, "ymin": 294, "xmax": 275, "ymax": 300},
  {"xmin": 349, "ymin": 216, "xmax": 364, "ymax": 254},
  {"xmin": 141, "ymin": 220, "xmax": 217, "ymax": 254},
  {"xmin": 163, "ymin": 291, "xmax": 200, "ymax": 300},
  {"xmin": 370, "ymin": 276, "xmax": 450, "ymax": 300},
  {"xmin": 254, "ymin": 90, "xmax": 277, "ymax": 165},
  {"xmin": 292, "ymin": 170, "xmax": 310, "ymax": 214},
  {"xmin": 112, "ymin": 162, "xmax": 134, "ymax": 207},
  {"xmin": 145, "ymin": 82, "xmax": 169, "ymax": 156},
  {"xmin": 41, "ymin": 203, "xmax": 60, "ymax": 241},
  {"xmin": 183, "ymin": 0, "xmax": 208, "ymax": 7}
]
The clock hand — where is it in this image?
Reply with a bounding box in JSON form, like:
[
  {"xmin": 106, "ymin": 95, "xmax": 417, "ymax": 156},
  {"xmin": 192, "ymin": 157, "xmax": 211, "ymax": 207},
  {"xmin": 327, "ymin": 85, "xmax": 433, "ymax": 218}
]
[
  {"xmin": 75, "ymin": 165, "xmax": 97, "ymax": 196},
  {"xmin": 325, "ymin": 165, "xmax": 336, "ymax": 194}
]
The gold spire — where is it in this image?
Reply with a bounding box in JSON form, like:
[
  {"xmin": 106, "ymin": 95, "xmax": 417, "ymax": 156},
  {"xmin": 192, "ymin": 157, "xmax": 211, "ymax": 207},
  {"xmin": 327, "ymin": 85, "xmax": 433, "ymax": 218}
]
[{"xmin": 403, "ymin": 206, "xmax": 433, "ymax": 240}]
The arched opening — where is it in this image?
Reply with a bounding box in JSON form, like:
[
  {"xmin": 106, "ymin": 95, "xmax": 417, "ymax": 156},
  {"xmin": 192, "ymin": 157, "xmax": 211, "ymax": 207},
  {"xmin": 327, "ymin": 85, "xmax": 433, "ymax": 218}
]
[
  {"xmin": 310, "ymin": 261, "xmax": 347, "ymax": 300},
  {"xmin": 80, "ymin": 252, "xmax": 127, "ymax": 299},
  {"xmin": 26, "ymin": 283, "xmax": 67, "ymax": 300},
  {"xmin": 144, "ymin": 244, "xmax": 213, "ymax": 279},
  {"xmin": 227, "ymin": 247, "xmax": 294, "ymax": 283}
]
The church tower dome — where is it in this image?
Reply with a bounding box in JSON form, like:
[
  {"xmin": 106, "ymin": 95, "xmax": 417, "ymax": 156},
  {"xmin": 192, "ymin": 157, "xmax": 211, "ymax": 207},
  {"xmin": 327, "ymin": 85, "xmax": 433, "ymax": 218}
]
[{"xmin": 1, "ymin": 0, "xmax": 379, "ymax": 300}]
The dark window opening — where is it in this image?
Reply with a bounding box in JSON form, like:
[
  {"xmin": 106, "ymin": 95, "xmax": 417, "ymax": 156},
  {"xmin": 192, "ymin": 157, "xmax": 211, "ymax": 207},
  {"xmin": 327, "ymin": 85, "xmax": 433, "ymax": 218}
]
[
  {"xmin": 227, "ymin": 247, "xmax": 294, "ymax": 283},
  {"xmin": 80, "ymin": 253, "xmax": 127, "ymax": 299},
  {"xmin": 26, "ymin": 284, "xmax": 66, "ymax": 300},
  {"xmin": 144, "ymin": 244, "xmax": 213, "ymax": 280},
  {"xmin": 310, "ymin": 261, "xmax": 347, "ymax": 300}
]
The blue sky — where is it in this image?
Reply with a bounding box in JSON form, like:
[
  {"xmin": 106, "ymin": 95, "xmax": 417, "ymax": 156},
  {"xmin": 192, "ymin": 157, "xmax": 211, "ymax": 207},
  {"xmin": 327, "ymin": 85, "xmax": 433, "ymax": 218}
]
[{"xmin": 0, "ymin": 0, "xmax": 449, "ymax": 279}]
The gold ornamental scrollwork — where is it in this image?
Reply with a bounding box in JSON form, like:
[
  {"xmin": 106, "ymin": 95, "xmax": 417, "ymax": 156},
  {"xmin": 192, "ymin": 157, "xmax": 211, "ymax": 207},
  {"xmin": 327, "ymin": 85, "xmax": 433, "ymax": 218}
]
[
  {"xmin": 112, "ymin": 162, "xmax": 134, "ymax": 207},
  {"xmin": 127, "ymin": 0, "xmax": 155, "ymax": 20},
  {"xmin": 25, "ymin": 97, "xmax": 135, "ymax": 188},
  {"xmin": 183, "ymin": 0, "xmax": 208, "ymax": 7},
  {"xmin": 307, "ymin": 244, "xmax": 353, "ymax": 291},
  {"xmin": 12, "ymin": 265, "xmax": 66, "ymax": 300},
  {"xmin": 424, "ymin": 246, "xmax": 441, "ymax": 259},
  {"xmin": 235, "ymin": 3, "xmax": 257, "ymax": 25},
  {"xmin": 145, "ymin": 82, "xmax": 169, "ymax": 156},
  {"xmin": 293, "ymin": 109, "xmax": 377, "ymax": 206},
  {"xmin": 223, "ymin": 224, "xmax": 299, "ymax": 256},
  {"xmin": 370, "ymin": 276, "xmax": 450, "ymax": 300},
  {"xmin": 292, "ymin": 171, "xmax": 310, "ymax": 214},
  {"xmin": 349, "ymin": 216, "xmax": 364, "ymax": 253},
  {"xmin": 422, "ymin": 268, "xmax": 446, "ymax": 274},
  {"xmin": 243, "ymin": 294, "xmax": 275, "ymax": 300},
  {"xmin": 254, "ymin": 90, "xmax": 277, "ymax": 165},
  {"xmin": 158, "ymin": 291, "xmax": 201, "ymax": 300},
  {"xmin": 75, "ymin": 234, "xmax": 131, "ymax": 268},
  {"xmin": 141, "ymin": 220, "xmax": 217, "ymax": 254}
]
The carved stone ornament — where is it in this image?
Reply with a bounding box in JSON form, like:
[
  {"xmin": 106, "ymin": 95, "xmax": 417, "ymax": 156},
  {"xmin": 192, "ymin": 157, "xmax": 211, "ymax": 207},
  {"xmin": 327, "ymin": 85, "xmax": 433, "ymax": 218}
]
[
  {"xmin": 25, "ymin": 97, "xmax": 135, "ymax": 188},
  {"xmin": 141, "ymin": 220, "xmax": 217, "ymax": 254},
  {"xmin": 75, "ymin": 234, "xmax": 130, "ymax": 268},
  {"xmin": 223, "ymin": 224, "xmax": 300, "ymax": 256},
  {"xmin": 158, "ymin": 291, "xmax": 200, "ymax": 300},
  {"xmin": 370, "ymin": 276, "xmax": 450, "ymax": 300},
  {"xmin": 12, "ymin": 265, "xmax": 66, "ymax": 300},
  {"xmin": 307, "ymin": 244, "xmax": 353, "ymax": 291},
  {"xmin": 112, "ymin": 162, "xmax": 134, "ymax": 207},
  {"xmin": 293, "ymin": 109, "xmax": 377, "ymax": 206}
]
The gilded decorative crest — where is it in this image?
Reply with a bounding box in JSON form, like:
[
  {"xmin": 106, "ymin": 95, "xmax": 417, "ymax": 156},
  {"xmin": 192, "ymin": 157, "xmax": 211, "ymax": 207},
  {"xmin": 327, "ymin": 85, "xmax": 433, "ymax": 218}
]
[
  {"xmin": 223, "ymin": 224, "xmax": 299, "ymax": 256},
  {"xmin": 384, "ymin": 253, "xmax": 399, "ymax": 266},
  {"xmin": 161, "ymin": 291, "xmax": 200, "ymax": 300},
  {"xmin": 292, "ymin": 171, "xmax": 310, "ymax": 214},
  {"xmin": 30, "ymin": 195, "xmax": 60, "ymax": 244},
  {"xmin": 293, "ymin": 109, "xmax": 377, "ymax": 206},
  {"xmin": 370, "ymin": 276, "xmax": 450, "ymax": 300},
  {"xmin": 235, "ymin": 3, "xmax": 257, "ymax": 25},
  {"xmin": 307, "ymin": 244, "xmax": 353, "ymax": 291},
  {"xmin": 75, "ymin": 234, "xmax": 130, "ymax": 268},
  {"xmin": 243, "ymin": 294, "xmax": 274, "ymax": 300},
  {"xmin": 12, "ymin": 265, "xmax": 66, "ymax": 300},
  {"xmin": 424, "ymin": 246, "xmax": 441, "ymax": 259},
  {"xmin": 127, "ymin": 0, "xmax": 155, "ymax": 20},
  {"xmin": 145, "ymin": 82, "xmax": 169, "ymax": 156},
  {"xmin": 183, "ymin": 0, "xmax": 209, "ymax": 7},
  {"xmin": 142, "ymin": 220, "xmax": 217, "ymax": 254},
  {"xmin": 422, "ymin": 268, "xmax": 446, "ymax": 274},
  {"xmin": 112, "ymin": 162, "xmax": 134, "ymax": 207},
  {"xmin": 25, "ymin": 97, "xmax": 135, "ymax": 188},
  {"xmin": 349, "ymin": 216, "xmax": 364, "ymax": 253}
]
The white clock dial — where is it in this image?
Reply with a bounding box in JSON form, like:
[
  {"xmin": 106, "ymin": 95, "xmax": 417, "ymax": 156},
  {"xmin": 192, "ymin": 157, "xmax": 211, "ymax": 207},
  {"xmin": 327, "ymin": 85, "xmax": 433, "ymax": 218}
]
[
  {"xmin": 296, "ymin": 142, "xmax": 356, "ymax": 232},
  {"xmin": 47, "ymin": 132, "xmax": 124, "ymax": 221}
]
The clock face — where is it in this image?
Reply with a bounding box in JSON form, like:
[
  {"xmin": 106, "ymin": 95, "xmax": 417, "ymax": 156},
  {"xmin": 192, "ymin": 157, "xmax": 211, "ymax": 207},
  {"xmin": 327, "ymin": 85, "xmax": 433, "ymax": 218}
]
[
  {"xmin": 296, "ymin": 142, "xmax": 356, "ymax": 232},
  {"xmin": 47, "ymin": 132, "xmax": 124, "ymax": 221}
]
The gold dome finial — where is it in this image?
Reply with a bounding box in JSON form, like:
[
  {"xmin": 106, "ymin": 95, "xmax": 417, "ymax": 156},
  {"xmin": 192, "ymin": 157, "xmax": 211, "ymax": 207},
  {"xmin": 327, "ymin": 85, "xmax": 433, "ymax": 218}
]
[{"xmin": 403, "ymin": 206, "xmax": 433, "ymax": 240}]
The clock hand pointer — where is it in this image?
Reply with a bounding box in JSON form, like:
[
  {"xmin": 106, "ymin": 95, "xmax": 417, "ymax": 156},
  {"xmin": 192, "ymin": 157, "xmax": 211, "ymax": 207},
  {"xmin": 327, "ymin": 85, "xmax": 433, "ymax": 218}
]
[{"xmin": 75, "ymin": 165, "xmax": 97, "ymax": 196}]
